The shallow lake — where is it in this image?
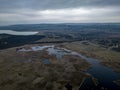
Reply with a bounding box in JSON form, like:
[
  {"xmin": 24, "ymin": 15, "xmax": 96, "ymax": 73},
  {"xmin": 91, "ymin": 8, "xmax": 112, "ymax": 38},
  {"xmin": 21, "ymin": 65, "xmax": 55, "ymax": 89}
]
[
  {"xmin": 79, "ymin": 56, "xmax": 120, "ymax": 90},
  {"xmin": 18, "ymin": 45, "xmax": 120, "ymax": 90},
  {"xmin": 0, "ymin": 30, "xmax": 38, "ymax": 35}
]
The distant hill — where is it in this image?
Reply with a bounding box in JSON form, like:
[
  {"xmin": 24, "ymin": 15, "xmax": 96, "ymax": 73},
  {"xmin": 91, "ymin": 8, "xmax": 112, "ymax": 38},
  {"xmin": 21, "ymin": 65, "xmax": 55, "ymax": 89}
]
[
  {"xmin": 0, "ymin": 34, "xmax": 45, "ymax": 49},
  {"xmin": 0, "ymin": 23, "xmax": 120, "ymax": 31}
]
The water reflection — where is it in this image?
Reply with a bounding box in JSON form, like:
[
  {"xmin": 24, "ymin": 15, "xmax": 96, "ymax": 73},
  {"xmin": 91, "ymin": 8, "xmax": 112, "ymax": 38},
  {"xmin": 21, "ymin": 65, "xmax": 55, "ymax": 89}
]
[
  {"xmin": 18, "ymin": 45, "xmax": 120, "ymax": 89},
  {"xmin": 42, "ymin": 59, "xmax": 50, "ymax": 64},
  {"xmin": 0, "ymin": 30, "xmax": 38, "ymax": 35}
]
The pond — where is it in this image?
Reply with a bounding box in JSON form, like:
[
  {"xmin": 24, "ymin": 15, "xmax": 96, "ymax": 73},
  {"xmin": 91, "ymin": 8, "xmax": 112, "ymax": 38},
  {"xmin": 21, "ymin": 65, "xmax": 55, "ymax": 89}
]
[
  {"xmin": 42, "ymin": 59, "xmax": 50, "ymax": 64},
  {"xmin": 18, "ymin": 45, "xmax": 120, "ymax": 90},
  {"xmin": 55, "ymin": 48, "xmax": 120, "ymax": 89},
  {"xmin": 47, "ymin": 47, "xmax": 70, "ymax": 60},
  {"xmin": 0, "ymin": 30, "xmax": 38, "ymax": 35},
  {"xmin": 79, "ymin": 57, "xmax": 120, "ymax": 90}
]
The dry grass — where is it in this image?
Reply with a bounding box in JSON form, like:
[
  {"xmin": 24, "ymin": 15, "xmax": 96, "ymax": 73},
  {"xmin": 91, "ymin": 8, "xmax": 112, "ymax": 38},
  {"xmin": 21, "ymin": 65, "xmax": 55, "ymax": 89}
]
[
  {"xmin": 61, "ymin": 41, "xmax": 120, "ymax": 72},
  {"xmin": 0, "ymin": 44, "xmax": 90, "ymax": 90}
]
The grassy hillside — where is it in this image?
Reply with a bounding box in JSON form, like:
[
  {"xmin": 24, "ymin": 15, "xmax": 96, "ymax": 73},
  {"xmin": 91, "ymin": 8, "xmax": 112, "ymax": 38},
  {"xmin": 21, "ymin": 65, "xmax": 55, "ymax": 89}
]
[{"xmin": 61, "ymin": 41, "xmax": 120, "ymax": 72}]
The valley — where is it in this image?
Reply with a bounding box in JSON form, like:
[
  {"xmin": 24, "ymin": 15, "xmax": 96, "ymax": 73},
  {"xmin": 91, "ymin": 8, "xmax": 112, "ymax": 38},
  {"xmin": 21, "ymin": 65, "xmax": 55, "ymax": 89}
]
[{"xmin": 0, "ymin": 23, "xmax": 120, "ymax": 90}]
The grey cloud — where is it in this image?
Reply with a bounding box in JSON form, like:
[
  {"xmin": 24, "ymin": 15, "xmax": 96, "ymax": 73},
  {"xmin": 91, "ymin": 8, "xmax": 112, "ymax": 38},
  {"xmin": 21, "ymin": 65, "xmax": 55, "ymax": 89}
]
[
  {"xmin": 0, "ymin": 0, "xmax": 120, "ymax": 12},
  {"xmin": 0, "ymin": 0, "xmax": 120, "ymax": 25}
]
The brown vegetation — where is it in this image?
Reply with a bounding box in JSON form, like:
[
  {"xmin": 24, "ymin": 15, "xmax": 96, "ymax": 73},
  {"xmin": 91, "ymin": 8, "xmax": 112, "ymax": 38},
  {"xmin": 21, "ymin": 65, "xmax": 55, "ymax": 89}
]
[{"xmin": 0, "ymin": 45, "xmax": 90, "ymax": 90}]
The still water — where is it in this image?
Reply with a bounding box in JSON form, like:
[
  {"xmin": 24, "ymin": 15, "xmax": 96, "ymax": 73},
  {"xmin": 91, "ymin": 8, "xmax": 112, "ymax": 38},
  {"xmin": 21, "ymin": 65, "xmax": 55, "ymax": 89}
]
[
  {"xmin": 18, "ymin": 45, "xmax": 120, "ymax": 90},
  {"xmin": 0, "ymin": 30, "xmax": 38, "ymax": 35}
]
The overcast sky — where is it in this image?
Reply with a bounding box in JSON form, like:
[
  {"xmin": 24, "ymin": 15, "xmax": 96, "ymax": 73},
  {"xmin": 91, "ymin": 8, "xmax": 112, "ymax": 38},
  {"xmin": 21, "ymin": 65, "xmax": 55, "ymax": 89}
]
[{"xmin": 0, "ymin": 0, "xmax": 120, "ymax": 25}]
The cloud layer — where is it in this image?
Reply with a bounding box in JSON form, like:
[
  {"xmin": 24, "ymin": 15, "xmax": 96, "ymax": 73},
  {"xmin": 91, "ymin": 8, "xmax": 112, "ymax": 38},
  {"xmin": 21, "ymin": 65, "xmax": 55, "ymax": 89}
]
[{"xmin": 0, "ymin": 0, "xmax": 120, "ymax": 25}]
